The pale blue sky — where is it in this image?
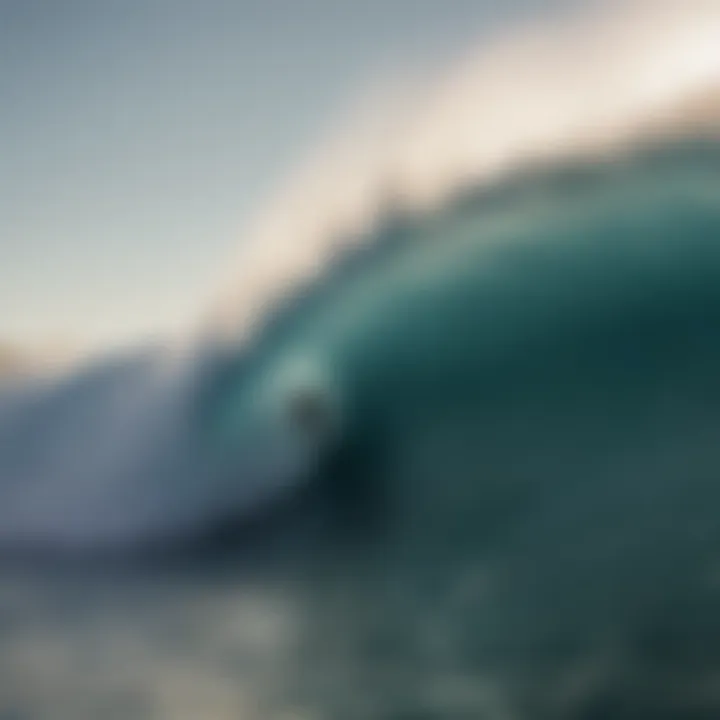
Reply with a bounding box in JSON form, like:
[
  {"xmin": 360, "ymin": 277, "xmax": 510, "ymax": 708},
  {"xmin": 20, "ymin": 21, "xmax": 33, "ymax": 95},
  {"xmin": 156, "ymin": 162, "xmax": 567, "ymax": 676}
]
[{"xmin": 0, "ymin": 0, "xmax": 564, "ymax": 350}]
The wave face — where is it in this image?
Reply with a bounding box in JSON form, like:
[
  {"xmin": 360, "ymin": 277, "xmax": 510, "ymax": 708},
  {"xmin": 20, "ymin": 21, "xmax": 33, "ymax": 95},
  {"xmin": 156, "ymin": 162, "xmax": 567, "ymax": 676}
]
[
  {"xmin": 5, "ymin": 138, "xmax": 720, "ymax": 555},
  {"xmin": 5, "ymin": 0, "xmax": 720, "ymax": 555}
]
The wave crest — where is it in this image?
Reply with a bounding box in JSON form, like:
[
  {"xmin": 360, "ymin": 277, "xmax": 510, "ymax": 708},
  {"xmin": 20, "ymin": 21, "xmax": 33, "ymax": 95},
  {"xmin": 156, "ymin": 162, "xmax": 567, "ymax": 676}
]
[{"xmin": 207, "ymin": 0, "xmax": 720, "ymax": 344}]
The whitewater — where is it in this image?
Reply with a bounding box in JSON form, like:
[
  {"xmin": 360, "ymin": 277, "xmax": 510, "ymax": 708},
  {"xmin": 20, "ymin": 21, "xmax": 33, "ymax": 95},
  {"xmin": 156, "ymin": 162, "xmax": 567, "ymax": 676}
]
[{"xmin": 3, "ymin": 2, "xmax": 720, "ymax": 718}]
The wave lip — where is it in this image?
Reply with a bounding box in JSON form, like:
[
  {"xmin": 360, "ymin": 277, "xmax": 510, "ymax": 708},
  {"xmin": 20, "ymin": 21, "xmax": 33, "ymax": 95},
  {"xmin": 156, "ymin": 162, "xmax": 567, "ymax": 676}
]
[{"xmin": 207, "ymin": 0, "xmax": 720, "ymax": 344}]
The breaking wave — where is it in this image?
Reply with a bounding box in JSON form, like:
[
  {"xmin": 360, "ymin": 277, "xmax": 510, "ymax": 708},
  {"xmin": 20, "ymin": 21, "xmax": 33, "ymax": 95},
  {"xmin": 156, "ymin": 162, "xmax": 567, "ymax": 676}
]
[{"xmin": 1, "ymin": 0, "xmax": 720, "ymax": 555}]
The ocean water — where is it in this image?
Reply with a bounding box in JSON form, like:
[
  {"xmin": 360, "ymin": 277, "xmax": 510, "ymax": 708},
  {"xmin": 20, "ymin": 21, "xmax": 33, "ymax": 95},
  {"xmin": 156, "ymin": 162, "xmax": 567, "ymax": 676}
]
[
  {"xmin": 4, "ymin": 5, "xmax": 720, "ymax": 718},
  {"xmin": 3, "ymin": 138, "xmax": 720, "ymax": 719}
]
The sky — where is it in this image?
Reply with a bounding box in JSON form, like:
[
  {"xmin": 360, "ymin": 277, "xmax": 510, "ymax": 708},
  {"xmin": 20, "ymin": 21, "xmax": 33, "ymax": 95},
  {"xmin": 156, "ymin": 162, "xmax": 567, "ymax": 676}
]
[{"xmin": 0, "ymin": 0, "xmax": 567, "ymax": 353}]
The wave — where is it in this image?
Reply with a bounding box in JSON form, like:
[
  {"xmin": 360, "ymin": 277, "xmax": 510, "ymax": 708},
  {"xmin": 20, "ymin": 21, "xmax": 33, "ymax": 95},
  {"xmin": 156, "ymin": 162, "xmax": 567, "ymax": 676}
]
[{"xmin": 2, "ymin": 1, "xmax": 720, "ymax": 555}]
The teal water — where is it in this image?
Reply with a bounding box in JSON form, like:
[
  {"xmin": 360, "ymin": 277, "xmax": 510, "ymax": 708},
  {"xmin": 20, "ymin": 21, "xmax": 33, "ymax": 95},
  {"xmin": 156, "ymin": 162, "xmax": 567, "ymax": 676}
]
[{"xmin": 4, "ymin": 140, "xmax": 720, "ymax": 718}]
